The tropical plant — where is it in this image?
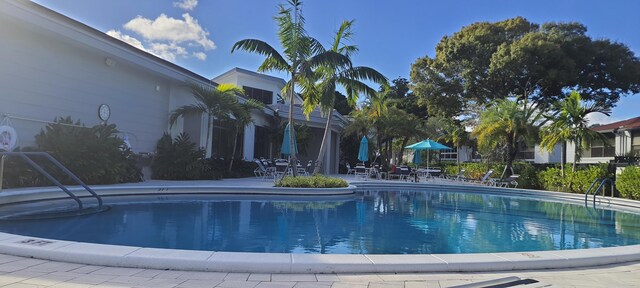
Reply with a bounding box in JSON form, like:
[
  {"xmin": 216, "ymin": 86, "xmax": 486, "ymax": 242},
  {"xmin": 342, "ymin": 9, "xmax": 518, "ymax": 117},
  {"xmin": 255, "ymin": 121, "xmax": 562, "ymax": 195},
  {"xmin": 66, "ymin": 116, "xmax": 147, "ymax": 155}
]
[
  {"xmin": 33, "ymin": 116, "xmax": 142, "ymax": 185},
  {"xmin": 433, "ymin": 117, "xmax": 469, "ymax": 173},
  {"xmin": 303, "ymin": 20, "xmax": 387, "ymax": 174},
  {"xmin": 151, "ymin": 133, "xmax": 212, "ymax": 180},
  {"xmin": 617, "ymin": 166, "xmax": 640, "ymax": 200},
  {"xmin": 169, "ymin": 82, "xmax": 245, "ymax": 157},
  {"xmin": 232, "ymin": 0, "xmax": 350, "ymax": 176},
  {"xmin": 540, "ymin": 91, "xmax": 611, "ymax": 175},
  {"xmin": 228, "ymin": 98, "xmax": 265, "ymax": 172},
  {"xmin": 472, "ymin": 98, "xmax": 542, "ymax": 178}
]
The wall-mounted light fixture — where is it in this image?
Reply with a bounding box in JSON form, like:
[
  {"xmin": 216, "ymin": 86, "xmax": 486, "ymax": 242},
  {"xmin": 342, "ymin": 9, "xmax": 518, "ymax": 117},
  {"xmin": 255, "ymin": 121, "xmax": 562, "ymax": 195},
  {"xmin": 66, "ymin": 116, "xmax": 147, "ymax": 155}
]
[{"xmin": 105, "ymin": 57, "xmax": 116, "ymax": 67}]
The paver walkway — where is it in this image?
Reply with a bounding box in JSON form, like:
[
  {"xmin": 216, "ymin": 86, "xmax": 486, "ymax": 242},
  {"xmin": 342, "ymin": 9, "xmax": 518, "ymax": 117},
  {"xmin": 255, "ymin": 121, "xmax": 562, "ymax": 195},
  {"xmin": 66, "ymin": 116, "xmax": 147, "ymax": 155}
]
[{"xmin": 0, "ymin": 253, "xmax": 638, "ymax": 287}]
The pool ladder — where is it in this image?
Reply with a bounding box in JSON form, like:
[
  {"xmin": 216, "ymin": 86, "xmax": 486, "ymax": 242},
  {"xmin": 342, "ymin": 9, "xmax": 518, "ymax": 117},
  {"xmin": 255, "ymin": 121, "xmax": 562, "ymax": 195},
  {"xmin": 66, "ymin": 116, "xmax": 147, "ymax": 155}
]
[
  {"xmin": 585, "ymin": 178, "xmax": 614, "ymax": 205},
  {"xmin": 0, "ymin": 152, "xmax": 103, "ymax": 210}
]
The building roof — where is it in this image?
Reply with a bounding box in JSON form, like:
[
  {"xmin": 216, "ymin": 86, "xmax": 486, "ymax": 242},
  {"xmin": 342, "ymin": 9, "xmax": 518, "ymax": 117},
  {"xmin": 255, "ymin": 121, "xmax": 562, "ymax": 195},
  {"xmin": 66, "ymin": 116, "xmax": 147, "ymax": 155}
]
[
  {"xmin": 214, "ymin": 67, "xmax": 287, "ymax": 86},
  {"xmin": 592, "ymin": 116, "xmax": 640, "ymax": 132}
]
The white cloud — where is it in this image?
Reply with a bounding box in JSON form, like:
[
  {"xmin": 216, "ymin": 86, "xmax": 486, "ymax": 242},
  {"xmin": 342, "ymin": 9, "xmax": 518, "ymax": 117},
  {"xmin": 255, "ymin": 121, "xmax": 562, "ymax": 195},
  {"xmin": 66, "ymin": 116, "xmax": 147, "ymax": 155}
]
[
  {"xmin": 173, "ymin": 0, "xmax": 198, "ymax": 11},
  {"xmin": 106, "ymin": 12, "xmax": 214, "ymax": 63},
  {"xmin": 193, "ymin": 51, "xmax": 207, "ymax": 60},
  {"xmin": 586, "ymin": 112, "xmax": 618, "ymax": 126},
  {"xmin": 123, "ymin": 13, "xmax": 215, "ymax": 50},
  {"xmin": 106, "ymin": 30, "xmax": 147, "ymax": 52}
]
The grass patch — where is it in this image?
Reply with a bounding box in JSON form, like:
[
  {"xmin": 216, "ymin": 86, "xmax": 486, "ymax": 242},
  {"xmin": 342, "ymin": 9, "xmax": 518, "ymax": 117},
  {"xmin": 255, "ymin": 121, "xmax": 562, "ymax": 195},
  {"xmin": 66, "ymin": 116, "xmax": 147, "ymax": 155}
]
[{"xmin": 275, "ymin": 175, "xmax": 349, "ymax": 188}]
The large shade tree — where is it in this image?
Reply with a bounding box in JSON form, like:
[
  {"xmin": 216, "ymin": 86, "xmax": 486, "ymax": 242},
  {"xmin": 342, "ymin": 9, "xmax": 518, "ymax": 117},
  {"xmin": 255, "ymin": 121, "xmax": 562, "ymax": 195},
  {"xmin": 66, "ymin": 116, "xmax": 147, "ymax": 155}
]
[
  {"xmin": 411, "ymin": 17, "xmax": 640, "ymax": 119},
  {"xmin": 169, "ymin": 83, "xmax": 245, "ymax": 157},
  {"xmin": 232, "ymin": 0, "xmax": 349, "ymax": 176},
  {"xmin": 304, "ymin": 20, "xmax": 387, "ymax": 174},
  {"xmin": 540, "ymin": 91, "xmax": 611, "ymax": 175}
]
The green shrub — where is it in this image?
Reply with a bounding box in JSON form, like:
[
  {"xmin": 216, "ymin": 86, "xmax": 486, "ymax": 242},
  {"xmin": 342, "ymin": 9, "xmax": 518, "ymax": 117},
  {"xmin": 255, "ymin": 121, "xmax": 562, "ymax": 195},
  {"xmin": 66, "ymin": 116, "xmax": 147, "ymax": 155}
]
[
  {"xmin": 17, "ymin": 117, "xmax": 143, "ymax": 186},
  {"xmin": 617, "ymin": 166, "xmax": 640, "ymax": 200},
  {"xmin": 538, "ymin": 167, "xmax": 565, "ymax": 191},
  {"xmin": 151, "ymin": 133, "xmax": 219, "ymax": 180},
  {"xmin": 511, "ymin": 162, "xmax": 541, "ymax": 189},
  {"xmin": 538, "ymin": 163, "xmax": 611, "ymax": 193},
  {"xmin": 275, "ymin": 175, "xmax": 349, "ymax": 188}
]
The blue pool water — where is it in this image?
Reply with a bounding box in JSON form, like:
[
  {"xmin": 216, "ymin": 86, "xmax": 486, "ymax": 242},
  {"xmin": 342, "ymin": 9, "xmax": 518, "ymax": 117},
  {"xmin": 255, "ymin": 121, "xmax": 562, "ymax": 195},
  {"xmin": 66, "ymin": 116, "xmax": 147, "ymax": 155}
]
[{"xmin": 1, "ymin": 190, "xmax": 640, "ymax": 254}]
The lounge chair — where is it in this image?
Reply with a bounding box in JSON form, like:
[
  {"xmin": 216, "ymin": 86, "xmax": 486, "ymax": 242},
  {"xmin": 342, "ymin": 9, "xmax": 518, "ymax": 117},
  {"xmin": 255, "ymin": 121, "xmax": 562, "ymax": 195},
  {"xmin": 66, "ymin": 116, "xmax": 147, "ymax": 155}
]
[
  {"xmin": 446, "ymin": 169, "xmax": 466, "ymax": 181},
  {"xmin": 491, "ymin": 174, "xmax": 520, "ymax": 188},
  {"xmin": 470, "ymin": 169, "xmax": 495, "ymax": 185}
]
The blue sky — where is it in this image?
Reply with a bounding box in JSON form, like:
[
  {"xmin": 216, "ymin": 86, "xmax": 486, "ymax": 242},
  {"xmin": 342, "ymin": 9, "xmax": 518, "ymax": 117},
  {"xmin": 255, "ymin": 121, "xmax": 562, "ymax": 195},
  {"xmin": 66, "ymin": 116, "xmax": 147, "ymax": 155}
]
[{"xmin": 33, "ymin": 0, "xmax": 639, "ymax": 124}]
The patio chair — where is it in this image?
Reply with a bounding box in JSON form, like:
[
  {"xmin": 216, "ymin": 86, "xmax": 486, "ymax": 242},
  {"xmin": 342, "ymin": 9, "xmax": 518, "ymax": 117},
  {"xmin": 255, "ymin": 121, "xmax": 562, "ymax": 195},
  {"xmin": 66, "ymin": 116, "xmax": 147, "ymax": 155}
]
[
  {"xmin": 253, "ymin": 159, "xmax": 266, "ymax": 178},
  {"xmin": 399, "ymin": 166, "xmax": 412, "ymax": 181},
  {"xmin": 446, "ymin": 169, "xmax": 466, "ymax": 181},
  {"xmin": 387, "ymin": 165, "xmax": 401, "ymax": 180},
  {"xmin": 470, "ymin": 169, "xmax": 495, "ymax": 185},
  {"xmin": 274, "ymin": 160, "xmax": 290, "ymax": 178},
  {"xmin": 491, "ymin": 174, "xmax": 520, "ymax": 188},
  {"xmin": 354, "ymin": 163, "xmax": 368, "ymax": 180},
  {"xmin": 345, "ymin": 163, "xmax": 355, "ymax": 176}
]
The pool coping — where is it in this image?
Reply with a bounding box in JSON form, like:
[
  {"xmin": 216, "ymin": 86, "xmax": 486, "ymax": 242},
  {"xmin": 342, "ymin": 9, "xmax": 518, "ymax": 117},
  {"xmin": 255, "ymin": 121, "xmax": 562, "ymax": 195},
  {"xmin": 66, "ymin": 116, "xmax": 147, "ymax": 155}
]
[{"xmin": 1, "ymin": 180, "xmax": 640, "ymax": 273}]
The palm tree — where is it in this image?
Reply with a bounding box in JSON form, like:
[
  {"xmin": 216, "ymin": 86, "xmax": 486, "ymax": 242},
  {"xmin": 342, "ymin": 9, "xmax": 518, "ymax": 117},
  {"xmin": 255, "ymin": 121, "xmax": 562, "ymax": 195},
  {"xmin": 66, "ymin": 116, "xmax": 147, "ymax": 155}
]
[
  {"xmin": 169, "ymin": 83, "xmax": 244, "ymax": 157},
  {"xmin": 228, "ymin": 98, "xmax": 265, "ymax": 172},
  {"xmin": 305, "ymin": 20, "xmax": 387, "ymax": 174},
  {"xmin": 435, "ymin": 118, "xmax": 468, "ymax": 173},
  {"xmin": 232, "ymin": 0, "xmax": 349, "ymax": 176},
  {"xmin": 540, "ymin": 91, "xmax": 611, "ymax": 175},
  {"xmin": 472, "ymin": 98, "xmax": 541, "ymax": 178}
]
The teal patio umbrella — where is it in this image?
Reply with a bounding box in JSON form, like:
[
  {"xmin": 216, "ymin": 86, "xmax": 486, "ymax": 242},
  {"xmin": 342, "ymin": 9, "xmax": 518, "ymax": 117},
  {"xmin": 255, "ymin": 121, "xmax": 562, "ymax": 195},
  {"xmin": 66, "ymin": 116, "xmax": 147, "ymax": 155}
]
[
  {"xmin": 280, "ymin": 122, "xmax": 298, "ymax": 156},
  {"xmin": 357, "ymin": 136, "xmax": 368, "ymax": 163},
  {"xmin": 405, "ymin": 139, "xmax": 451, "ymax": 171}
]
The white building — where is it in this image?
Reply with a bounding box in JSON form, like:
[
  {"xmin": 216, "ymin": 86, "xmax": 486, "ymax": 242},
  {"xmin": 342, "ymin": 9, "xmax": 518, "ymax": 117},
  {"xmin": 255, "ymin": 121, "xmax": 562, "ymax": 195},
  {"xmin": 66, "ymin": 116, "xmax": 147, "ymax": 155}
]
[
  {"xmin": 566, "ymin": 116, "xmax": 640, "ymax": 164},
  {"xmin": 0, "ymin": 0, "xmax": 345, "ymax": 177}
]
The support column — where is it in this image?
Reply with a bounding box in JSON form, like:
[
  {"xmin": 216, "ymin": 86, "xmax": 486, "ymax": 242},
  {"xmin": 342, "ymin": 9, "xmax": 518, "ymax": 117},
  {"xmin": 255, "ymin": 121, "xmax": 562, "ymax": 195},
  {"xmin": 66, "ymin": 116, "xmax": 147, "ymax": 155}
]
[{"xmin": 243, "ymin": 123, "xmax": 255, "ymax": 160}]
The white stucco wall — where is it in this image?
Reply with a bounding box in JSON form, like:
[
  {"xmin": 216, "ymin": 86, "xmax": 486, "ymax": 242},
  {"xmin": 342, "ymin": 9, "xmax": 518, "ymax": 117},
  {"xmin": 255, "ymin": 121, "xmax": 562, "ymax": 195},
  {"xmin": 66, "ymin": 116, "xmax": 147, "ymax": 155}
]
[{"xmin": 0, "ymin": 1, "xmax": 208, "ymax": 155}]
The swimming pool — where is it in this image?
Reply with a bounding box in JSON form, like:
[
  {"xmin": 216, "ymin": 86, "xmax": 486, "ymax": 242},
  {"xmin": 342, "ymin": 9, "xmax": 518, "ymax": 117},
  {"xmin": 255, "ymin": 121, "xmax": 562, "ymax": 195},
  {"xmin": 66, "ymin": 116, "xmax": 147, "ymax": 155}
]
[
  {"xmin": 2, "ymin": 189, "xmax": 639, "ymax": 254},
  {"xmin": 1, "ymin": 182, "xmax": 640, "ymax": 273}
]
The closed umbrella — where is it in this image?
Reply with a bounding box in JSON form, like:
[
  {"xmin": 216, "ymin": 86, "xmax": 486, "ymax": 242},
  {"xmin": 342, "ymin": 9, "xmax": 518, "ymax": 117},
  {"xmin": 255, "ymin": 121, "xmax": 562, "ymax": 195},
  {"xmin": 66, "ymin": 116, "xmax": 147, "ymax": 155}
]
[
  {"xmin": 280, "ymin": 122, "xmax": 298, "ymax": 156},
  {"xmin": 357, "ymin": 136, "xmax": 368, "ymax": 163}
]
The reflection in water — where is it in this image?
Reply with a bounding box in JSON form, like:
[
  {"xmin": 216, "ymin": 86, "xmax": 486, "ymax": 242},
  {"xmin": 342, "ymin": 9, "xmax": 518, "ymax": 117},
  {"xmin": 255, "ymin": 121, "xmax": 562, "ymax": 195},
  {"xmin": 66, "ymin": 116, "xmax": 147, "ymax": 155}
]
[{"xmin": 1, "ymin": 190, "xmax": 639, "ymax": 254}]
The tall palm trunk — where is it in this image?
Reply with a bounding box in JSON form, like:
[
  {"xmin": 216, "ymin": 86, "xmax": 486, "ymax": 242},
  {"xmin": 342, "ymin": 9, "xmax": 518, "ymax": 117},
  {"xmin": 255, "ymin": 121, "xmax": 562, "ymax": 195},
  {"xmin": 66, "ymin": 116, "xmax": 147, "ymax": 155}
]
[
  {"xmin": 502, "ymin": 132, "xmax": 517, "ymax": 178},
  {"xmin": 228, "ymin": 125, "xmax": 240, "ymax": 172},
  {"xmin": 456, "ymin": 143, "xmax": 461, "ymax": 172},
  {"xmin": 397, "ymin": 137, "xmax": 409, "ymax": 165},
  {"xmin": 205, "ymin": 114, "xmax": 213, "ymax": 157},
  {"xmin": 560, "ymin": 142, "xmax": 566, "ymax": 177},
  {"xmin": 289, "ymin": 72, "xmax": 298, "ymax": 177},
  {"xmin": 313, "ymin": 109, "xmax": 334, "ymax": 174}
]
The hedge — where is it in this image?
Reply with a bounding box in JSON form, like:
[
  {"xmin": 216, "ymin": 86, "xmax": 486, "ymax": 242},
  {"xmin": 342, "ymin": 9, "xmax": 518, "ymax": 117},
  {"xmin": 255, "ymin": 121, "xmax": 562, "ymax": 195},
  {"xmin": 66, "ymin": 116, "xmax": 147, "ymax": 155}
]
[
  {"xmin": 617, "ymin": 166, "xmax": 640, "ymax": 200},
  {"xmin": 275, "ymin": 175, "xmax": 348, "ymax": 188}
]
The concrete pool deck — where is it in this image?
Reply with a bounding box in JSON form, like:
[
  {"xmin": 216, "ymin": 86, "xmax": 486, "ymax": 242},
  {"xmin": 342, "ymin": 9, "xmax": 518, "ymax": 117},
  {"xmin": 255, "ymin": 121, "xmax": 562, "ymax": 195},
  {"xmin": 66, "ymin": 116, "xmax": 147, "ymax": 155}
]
[{"xmin": 1, "ymin": 176, "xmax": 640, "ymax": 286}]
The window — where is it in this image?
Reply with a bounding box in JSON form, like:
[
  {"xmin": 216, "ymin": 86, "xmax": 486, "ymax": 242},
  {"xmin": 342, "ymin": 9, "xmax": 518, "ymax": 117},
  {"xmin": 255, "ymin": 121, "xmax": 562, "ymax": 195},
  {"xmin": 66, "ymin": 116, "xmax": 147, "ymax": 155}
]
[
  {"xmin": 585, "ymin": 133, "xmax": 615, "ymax": 158},
  {"xmin": 441, "ymin": 148, "xmax": 457, "ymax": 161},
  {"xmin": 212, "ymin": 120, "xmax": 243, "ymax": 159},
  {"xmin": 515, "ymin": 142, "xmax": 535, "ymax": 160},
  {"xmin": 254, "ymin": 126, "xmax": 271, "ymax": 159},
  {"xmin": 632, "ymin": 131, "xmax": 640, "ymax": 155},
  {"xmin": 243, "ymin": 86, "xmax": 273, "ymax": 105}
]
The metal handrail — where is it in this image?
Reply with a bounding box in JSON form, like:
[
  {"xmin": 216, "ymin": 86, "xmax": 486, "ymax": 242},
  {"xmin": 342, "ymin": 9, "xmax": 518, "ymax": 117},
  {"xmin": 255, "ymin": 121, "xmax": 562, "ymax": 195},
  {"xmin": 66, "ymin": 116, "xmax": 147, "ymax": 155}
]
[
  {"xmin": 0, "ymin": 152, "xmax": 103, "ymax": 209},
  {"xmin": 585, "ymin": 177, "xmax": 614, "ymax": 205}
]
